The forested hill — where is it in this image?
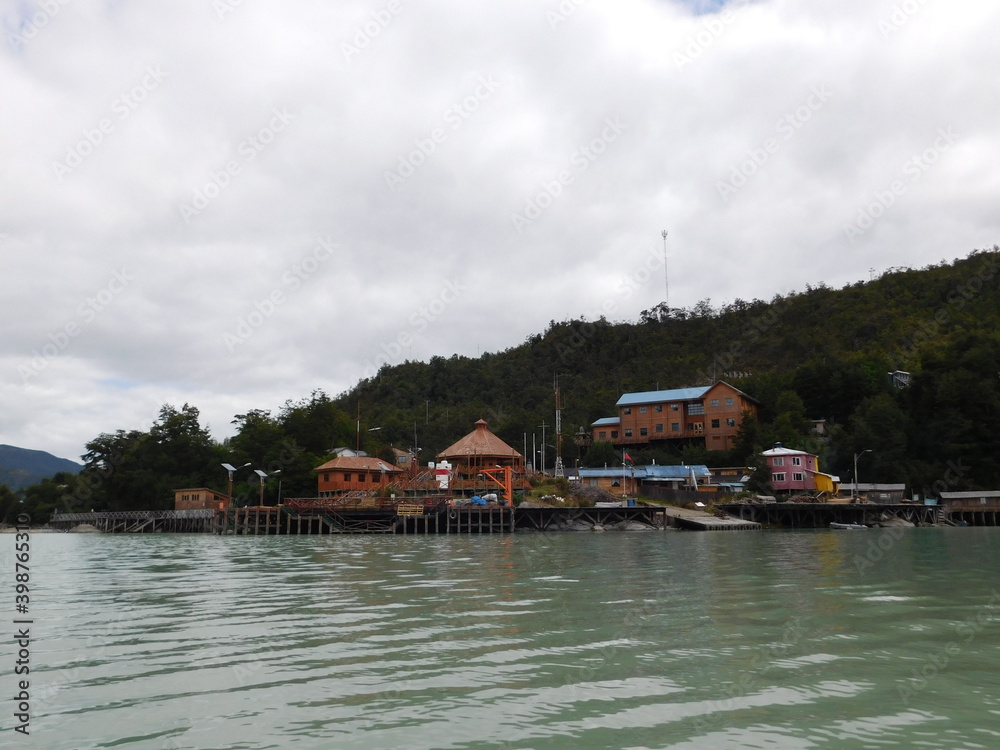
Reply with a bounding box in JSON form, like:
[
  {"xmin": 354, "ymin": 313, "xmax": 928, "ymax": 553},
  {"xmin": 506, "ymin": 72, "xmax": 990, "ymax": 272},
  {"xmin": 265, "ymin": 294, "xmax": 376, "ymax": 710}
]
[
  {"xmin": 0, "ymin": 445, "xmax": 82, "ymax": 491},
  {"xmin": 8, "ymin": 247, "xmax": 998, "ymax": 521},
  {"xmin": 342, "ymin": 247, "xmax": 1000, "ymax": 492}
]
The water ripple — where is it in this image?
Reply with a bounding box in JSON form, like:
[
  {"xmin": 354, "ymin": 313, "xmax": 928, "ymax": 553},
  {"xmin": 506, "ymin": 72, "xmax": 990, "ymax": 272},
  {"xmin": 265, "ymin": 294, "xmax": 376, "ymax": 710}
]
[{"xmin": 14, "ymin": 529, "xmax": 1000, "ymax": 748}]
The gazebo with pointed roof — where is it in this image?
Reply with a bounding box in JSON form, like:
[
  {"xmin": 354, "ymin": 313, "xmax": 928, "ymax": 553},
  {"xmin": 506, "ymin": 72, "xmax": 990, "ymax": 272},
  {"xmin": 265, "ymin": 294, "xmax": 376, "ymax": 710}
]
[{"xmin": 437, "ymin": 419, "xmax": 525, "ymax": 481}]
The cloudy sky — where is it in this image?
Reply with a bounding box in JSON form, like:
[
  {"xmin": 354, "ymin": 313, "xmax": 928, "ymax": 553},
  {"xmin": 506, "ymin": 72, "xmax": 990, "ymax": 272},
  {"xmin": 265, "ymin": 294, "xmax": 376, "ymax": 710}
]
[{"xmin": 2, "ymin": 0, "xmax": 998, "ymax": 462}]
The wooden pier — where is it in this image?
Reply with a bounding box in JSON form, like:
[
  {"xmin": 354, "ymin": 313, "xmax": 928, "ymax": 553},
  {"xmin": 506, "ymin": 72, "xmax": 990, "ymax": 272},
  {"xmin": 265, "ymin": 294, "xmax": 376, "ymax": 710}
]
[
  {"xmin": 49, "ymin": 509, "xmax": 218, "ymax": 533},
  {"xmin": 47, "ymin": 501, "xmax": 779, "ymax": 535},
  {"xmin": 513, "ymin": 505, "xmax": 670, "ymax": 532},
  {"xmin": 672, "ymin": 515, "xmax": 762, "ymax": 531},
  {"xmin": 718, "ymin": 501, "xmax": 940, "ymax": 529}
]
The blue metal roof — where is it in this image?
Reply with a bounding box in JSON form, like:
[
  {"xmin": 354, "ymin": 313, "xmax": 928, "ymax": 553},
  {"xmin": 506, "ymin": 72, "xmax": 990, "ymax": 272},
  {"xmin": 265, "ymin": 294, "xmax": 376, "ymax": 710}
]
[
  {"xmin": 616, "ymin": 386, "xmax": 710, "ymax": 406},
  {"xmin": 577, "ymin": 464, "xmax": 711, "ymax": 480},
  {"xmin": 578, "ymin": 467, "xmax": 648, "ymax": 479},
  {"xmin": 645, "ymin": 464, "xmax": 711, "ymax": 479},
  {"xmin": 591, "ymin": 417, "xmax": 621, "ymax": 426}
]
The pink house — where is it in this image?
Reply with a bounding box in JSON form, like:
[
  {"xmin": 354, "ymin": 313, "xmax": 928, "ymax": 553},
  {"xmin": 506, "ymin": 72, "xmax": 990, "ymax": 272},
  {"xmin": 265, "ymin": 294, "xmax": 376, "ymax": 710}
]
[{"xmin": 762, "ymin": 443, "xmax": 839, "ymax": 494}]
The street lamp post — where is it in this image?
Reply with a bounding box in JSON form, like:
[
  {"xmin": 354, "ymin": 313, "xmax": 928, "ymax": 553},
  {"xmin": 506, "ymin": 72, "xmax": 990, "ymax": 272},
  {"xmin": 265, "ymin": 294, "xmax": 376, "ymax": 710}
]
[
  {"xmin": 272, "ymin": 470, "xmax": 282, "ymax": 506},
  {"xmin": 853, "ymin": 449, "xmax": 872, "ymax": 501},
  {"xmin": 221, "ymin": 462, "xmax": 251, "ymax": 508},
  {"xmin": 254, "ymin": 469, "xmax": 268, "ymax": 507}
]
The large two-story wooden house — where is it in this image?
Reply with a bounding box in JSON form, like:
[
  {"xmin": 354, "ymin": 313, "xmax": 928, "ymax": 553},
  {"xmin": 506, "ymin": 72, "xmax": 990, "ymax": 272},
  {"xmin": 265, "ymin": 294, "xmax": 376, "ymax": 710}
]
[{"xmin": 591, "ymin": 381, "xmax": 758, "ymax": 451}]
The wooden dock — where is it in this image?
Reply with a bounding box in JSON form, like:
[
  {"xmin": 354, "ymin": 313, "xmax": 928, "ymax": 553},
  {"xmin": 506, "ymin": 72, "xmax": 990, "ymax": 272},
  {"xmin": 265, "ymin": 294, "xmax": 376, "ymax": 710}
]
[
  {"xmin": 46, "ymin": 502, "xmax": 772, "ymax": 535},
  {"xmin": 46, "ymin": 501, "xmax": 1000, "ymax": 534},
  {"xmin": 672, "ymin": 515, "xmax": 762, "ymax": 531},
  {"xmin": 717, "ymin": 501, "xmax": 939, "ymax": 529},
  {"xmin": 49, "ymin": 509, "xmax": 217, "ymax": 533},
  {"xmin": 661, "ymin": 505, "xmax": 762, "ymax": 531}
]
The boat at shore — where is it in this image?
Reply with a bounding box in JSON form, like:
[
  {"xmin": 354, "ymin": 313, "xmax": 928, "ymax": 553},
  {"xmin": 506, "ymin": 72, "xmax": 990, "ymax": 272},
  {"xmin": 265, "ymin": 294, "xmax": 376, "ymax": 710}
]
[{"xmin": 830, "ymin": 522, "xmax": 867, "ymax": 530}]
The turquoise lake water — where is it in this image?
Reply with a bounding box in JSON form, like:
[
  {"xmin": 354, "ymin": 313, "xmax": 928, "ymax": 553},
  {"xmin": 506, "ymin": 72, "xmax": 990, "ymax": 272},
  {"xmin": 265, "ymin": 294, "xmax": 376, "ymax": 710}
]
[{"xmin": 6, "ymin": 528, "xmax": 1000, "ymax": 749}]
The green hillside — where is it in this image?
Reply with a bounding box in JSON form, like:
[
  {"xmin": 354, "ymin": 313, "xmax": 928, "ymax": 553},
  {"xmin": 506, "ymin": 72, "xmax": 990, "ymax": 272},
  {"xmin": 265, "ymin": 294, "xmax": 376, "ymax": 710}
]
[
  {"xmin": 6, "ymin": 246, "xmax": 998, "ymax": 521},
  {"xmin": 0, "ymin": 444, "xmax": 81, "ymax": 490},
  {"xmin": 342, "ymin": 247, "xmax": 1000, "ymax": 492}
]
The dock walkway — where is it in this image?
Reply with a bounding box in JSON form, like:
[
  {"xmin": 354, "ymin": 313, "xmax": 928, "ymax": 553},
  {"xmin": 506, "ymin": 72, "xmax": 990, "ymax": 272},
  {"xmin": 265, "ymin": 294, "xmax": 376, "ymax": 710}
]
[
  {"xmin": 661, "ymin": 505, "xmax": 762, "ymax": 531},
  {"xmin": 48, "ymin": 503, "xmax": 767, "ymax": 534}
]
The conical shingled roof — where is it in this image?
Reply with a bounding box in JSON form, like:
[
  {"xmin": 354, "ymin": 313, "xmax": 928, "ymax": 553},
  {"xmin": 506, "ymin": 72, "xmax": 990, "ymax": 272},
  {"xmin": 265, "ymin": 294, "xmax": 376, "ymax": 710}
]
[{"xmin": 437, "ymin": 419, "xmax": 522, "ymax": 459}]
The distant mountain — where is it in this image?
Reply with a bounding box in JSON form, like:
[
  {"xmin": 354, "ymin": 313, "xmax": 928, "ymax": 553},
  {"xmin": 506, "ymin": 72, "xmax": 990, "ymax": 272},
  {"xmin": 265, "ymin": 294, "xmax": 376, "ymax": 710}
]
[{"xmin": 0, "ymin": 444, "xmax": 82, "ymax": 491}]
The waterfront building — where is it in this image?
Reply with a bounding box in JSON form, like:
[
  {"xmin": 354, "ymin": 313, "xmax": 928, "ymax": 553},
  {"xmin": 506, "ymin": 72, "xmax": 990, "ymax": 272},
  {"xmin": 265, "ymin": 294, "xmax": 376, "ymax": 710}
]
[
  {"xmin": 313, "ymin": 456, "xmax": 404, "ymax": 497},
  {"xmin": 939, "ymin": 490, "xmax": 1000, "ymax": 510},
  {"xmin": 762, "ymin": 443, "xmax": 840, "ymax": 494},
  {"xmin": 577, "ymin": 464, "xmax": 715, "ymax": 496},
  {"xmin": 841, "ymin": 482, "xmax": 907, "ymax": 503},
  {"xmin": 436, "ymin": 419, "xmax": 525, "ymax": 484},
  {"xmin": 590, "ymin": 380, "xmax": 758, "ymax": 451},
  {"xmin": 174, "ymin": 487, "xmax": 230, "ymax": 510}
]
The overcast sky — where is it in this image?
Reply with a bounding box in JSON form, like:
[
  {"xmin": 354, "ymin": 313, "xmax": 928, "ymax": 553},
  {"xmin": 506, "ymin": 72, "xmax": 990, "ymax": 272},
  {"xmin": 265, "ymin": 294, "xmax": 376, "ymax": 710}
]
[{"xmin": 2, "ymin": 0, "xmax": 998, "ymax": 462}]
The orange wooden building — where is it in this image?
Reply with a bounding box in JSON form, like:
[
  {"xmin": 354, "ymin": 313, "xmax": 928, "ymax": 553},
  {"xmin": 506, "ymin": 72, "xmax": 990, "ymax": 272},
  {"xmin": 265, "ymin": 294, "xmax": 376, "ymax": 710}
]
[
  {"xmin": 436, "ymin": 419, "xmax": 525, "ymax": 484},
  {"xmin": 313, "ymin": 456, "xmax": 404, "ymax": 497},
  {"xmin": 174, "ymin": 487, "xmax": 230, "ymax": 510},
  {"xmin": 591, "ymin": 381, "xmax": 758, "ymax": 452}
]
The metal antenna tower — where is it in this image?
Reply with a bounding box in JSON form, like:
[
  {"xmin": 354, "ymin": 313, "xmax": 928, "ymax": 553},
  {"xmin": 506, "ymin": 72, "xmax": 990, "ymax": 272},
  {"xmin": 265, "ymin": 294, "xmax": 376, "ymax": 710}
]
[{"xmin": 661, "ymin": 229, "xmax": 669, "ymax": 311}]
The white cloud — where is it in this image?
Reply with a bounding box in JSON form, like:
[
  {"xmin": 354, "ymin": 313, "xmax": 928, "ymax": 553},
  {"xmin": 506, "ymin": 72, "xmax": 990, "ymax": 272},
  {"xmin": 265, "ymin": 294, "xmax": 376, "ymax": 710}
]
[{"xmin": 1, "ymin": 0, "xmax": 998, "ymax": 460}]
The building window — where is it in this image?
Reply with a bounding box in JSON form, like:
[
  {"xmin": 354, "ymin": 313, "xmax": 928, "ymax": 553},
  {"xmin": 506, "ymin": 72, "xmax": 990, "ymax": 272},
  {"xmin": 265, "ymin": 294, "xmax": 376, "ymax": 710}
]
[
  {"xmin": 611, "ymin": 430, "xmax": 619, "ymax": 439},
  {"xmin": 670, "ymin": 404, "xmax": 679, "ymax": 411},
  {"xmin": 624, "ymin": 407, "xmax": 631, "ymax": 414},
  {"xmin": 655, "ymin": 405, "xmax": 663, "ymax": 412},
  {"xmin": 655, "ymin": 424, "xmax": 663, "ymax": 432},
  {"xmin": 671, "ymin": 422, "xmax": 680, "ymax": 431},
  {"xmin": 792, "ymin": 473, "xmax": 804, "ymax": 482},
  {"xmin": 687, "ymin": 403, "xmax": 704, "ymax": 415},
  {"xmin": 625, "ymin": 429, "xmax": 633, "ymax": 437},
  {"xmin": 324, "ymin": 473, "xmax": 330, "ymax": 482},
  {"xmin": 639, "ymin": 406, "xmax": 647, "ymax": 413},
  {"xmin": 772, "ymin": 472, "xmax": 786, "ymax": 482},
  {"xmin": 343, "ymin": 473, "xmax": 352, "ymax": 481},
  {"xmin": 710, "ymin": 399, "xmax": 719, "ymax": 407},
  {"xmin": 773, "ymin": 457, "xmax": 784, "ymax": 466},
  {"xmin": 792, "ymin": 457, "xmax": 802, "ymax": 466},
  {"xmin": 726, "ymin": 418, "xmax": 736, "ymax": 427},
  {"xmin": 711, "ymin": 419, "xmax": 720, "ymax": 428},
  {"xmin": 726, "ymin": 397, "xmax": 735, "ymax": 406},
  {"xmin": 599, "ymin": 431, "xmax": 607, "ymax": 439},
  {"xmin": 640, "ymin": 427, "xmax": 648, "ymax": 436}
]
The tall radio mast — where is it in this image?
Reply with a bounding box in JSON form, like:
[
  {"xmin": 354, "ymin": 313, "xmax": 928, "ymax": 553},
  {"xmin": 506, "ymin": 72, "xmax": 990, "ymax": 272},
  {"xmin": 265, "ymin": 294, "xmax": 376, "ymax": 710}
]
[{"xmin": 661, "ymin": 229, "xmax": 669, "ymax": 311}]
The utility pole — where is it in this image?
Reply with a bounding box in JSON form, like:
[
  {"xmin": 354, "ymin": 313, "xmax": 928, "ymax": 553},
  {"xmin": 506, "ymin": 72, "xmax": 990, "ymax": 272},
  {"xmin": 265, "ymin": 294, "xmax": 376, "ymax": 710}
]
[
  {"xmin": 538, "ymin": 422, "xmax": 548, "ymax": 475},
  {"xmin": 554, "ymin": 375, "xmax": 564, "ymax": 478}
]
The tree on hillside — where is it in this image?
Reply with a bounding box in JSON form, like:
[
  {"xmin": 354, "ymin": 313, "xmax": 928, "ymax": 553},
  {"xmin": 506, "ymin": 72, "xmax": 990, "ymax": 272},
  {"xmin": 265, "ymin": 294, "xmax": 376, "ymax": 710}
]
[
  {"xmin": 0, "ymin": 484, "xmax": 20, "ymax": 524},
  {"xmin": 583, "ymin": 441, "xmax": 617, "ymax": 468},
  {"xmin": 78, "ymin": 405, "xmax": 223, "ymax": 511}
]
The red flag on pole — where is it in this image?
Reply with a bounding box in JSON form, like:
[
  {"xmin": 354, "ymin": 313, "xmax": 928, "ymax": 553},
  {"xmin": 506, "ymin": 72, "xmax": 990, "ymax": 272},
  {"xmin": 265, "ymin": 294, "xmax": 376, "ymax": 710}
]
[{"xmin": 624, "ymin": 452, "xmax": 633, "ymax": 462}]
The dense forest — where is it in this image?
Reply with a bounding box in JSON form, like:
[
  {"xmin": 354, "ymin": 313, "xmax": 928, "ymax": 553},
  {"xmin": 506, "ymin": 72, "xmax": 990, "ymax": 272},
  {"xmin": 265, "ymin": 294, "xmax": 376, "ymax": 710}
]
[{"xmin": 3, "ymin": 247, "xmax": 999, "ymax": 522}]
